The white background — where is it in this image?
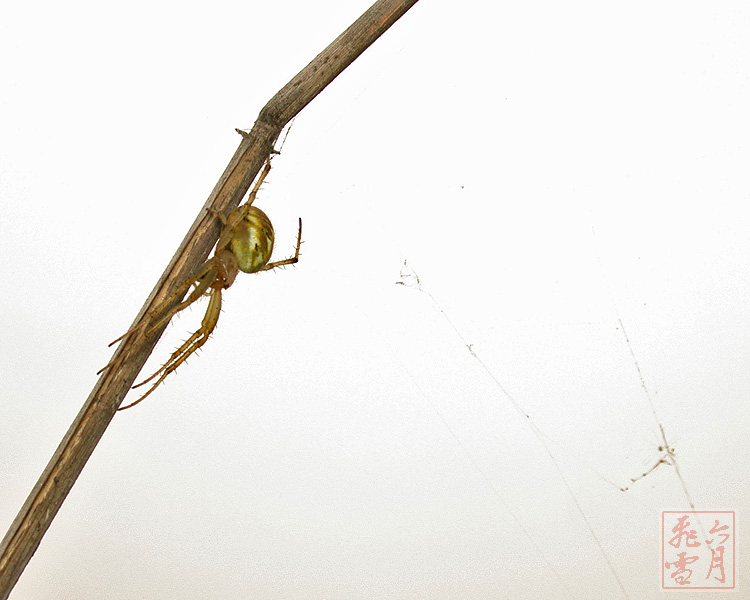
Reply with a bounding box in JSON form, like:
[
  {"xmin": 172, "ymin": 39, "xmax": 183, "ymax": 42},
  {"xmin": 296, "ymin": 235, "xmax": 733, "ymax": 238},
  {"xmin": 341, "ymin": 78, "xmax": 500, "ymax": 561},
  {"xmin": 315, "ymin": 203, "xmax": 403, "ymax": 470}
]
[{"xmin": 1, "ymin": 1, "xmax": 748, "ymax": 598}]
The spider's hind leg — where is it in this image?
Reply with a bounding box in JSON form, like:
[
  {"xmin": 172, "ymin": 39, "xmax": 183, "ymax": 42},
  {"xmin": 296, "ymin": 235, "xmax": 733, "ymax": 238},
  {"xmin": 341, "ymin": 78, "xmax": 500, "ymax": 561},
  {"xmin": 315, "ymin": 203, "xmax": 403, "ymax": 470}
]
[{"xmin": 260, "ymin": 217, "xmax": 303, "ymax": 272}]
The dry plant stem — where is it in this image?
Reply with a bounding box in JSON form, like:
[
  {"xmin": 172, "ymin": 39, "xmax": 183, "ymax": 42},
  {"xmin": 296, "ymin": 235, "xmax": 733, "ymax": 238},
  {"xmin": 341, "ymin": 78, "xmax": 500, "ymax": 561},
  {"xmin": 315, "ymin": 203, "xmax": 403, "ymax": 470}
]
[{"xmin": 0, "ymin": 1, "xmax": 420, "ymax": 597}]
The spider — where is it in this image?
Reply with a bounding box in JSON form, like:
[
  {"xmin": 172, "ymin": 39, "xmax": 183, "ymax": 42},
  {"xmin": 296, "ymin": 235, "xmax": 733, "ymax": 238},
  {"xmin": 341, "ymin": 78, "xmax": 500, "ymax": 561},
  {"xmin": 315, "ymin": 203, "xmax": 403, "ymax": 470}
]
[{"xmin": 102, "ymin": 160, "xmax": 301, "ymax": 410}]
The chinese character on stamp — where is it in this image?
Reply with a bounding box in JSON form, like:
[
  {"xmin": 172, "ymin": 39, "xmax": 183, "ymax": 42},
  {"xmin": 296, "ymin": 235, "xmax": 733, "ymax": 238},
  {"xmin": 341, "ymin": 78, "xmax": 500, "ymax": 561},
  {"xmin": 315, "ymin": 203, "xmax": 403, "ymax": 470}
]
[{"xmin": 662, "ymin": 511, "xmax": 735, "ymax": 590}]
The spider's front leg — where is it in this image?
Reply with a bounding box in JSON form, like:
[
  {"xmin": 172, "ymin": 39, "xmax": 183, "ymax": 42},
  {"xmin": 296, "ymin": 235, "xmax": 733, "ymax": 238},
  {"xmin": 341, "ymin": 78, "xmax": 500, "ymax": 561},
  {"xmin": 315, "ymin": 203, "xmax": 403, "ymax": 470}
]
[
  {"xmin": 97, "ymin": 261, "xmax": 218, "ymax": 374},
  {"xmin": 96, "ymin": 256, "xmax": 226, "ymax": 378},
  {"xmin": 117, "ymin": 250, "xmax": 238, "ymax": 409},
  {"xmin": 118, "ymin": 286, "xmax": 224, "ymax": 410}
]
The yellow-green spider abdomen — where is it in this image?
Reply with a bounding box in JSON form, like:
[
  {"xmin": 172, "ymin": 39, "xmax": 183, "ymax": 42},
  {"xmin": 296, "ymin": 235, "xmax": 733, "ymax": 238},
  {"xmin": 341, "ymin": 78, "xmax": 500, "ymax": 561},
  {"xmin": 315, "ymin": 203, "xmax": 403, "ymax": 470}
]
[{"xmin": 230, "ymin": 206, "xmax": 275, "ymax": 273}]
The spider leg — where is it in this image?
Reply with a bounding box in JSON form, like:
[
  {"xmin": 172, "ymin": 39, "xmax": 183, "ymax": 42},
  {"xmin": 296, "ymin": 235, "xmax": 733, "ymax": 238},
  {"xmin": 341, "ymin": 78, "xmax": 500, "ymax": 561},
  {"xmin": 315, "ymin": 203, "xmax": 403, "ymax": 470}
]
[
  {"xmin": 259, "ymin": 217, "xmax": 303, "ymax": 271},
  {"xmin": 143, "ymin": 263, "xmax": 217, "ymax": 338},
  {"xmin": 215, "ymin": 160, "xmax": 273, "ymax": 254},
  {"xmin": 118, "ymin": 288, "xmax": 222, "ymax": 410},
  {"xmin": 105, "ymin": 261, "xmax": 217, "ymax": 350},
  {"xmin": 245, "ymin": 160, "xmax": 272, "ymax": 208},
  {"xmin": 97, "ymin": 262, "xmax": 217, "ymax": 376}
]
